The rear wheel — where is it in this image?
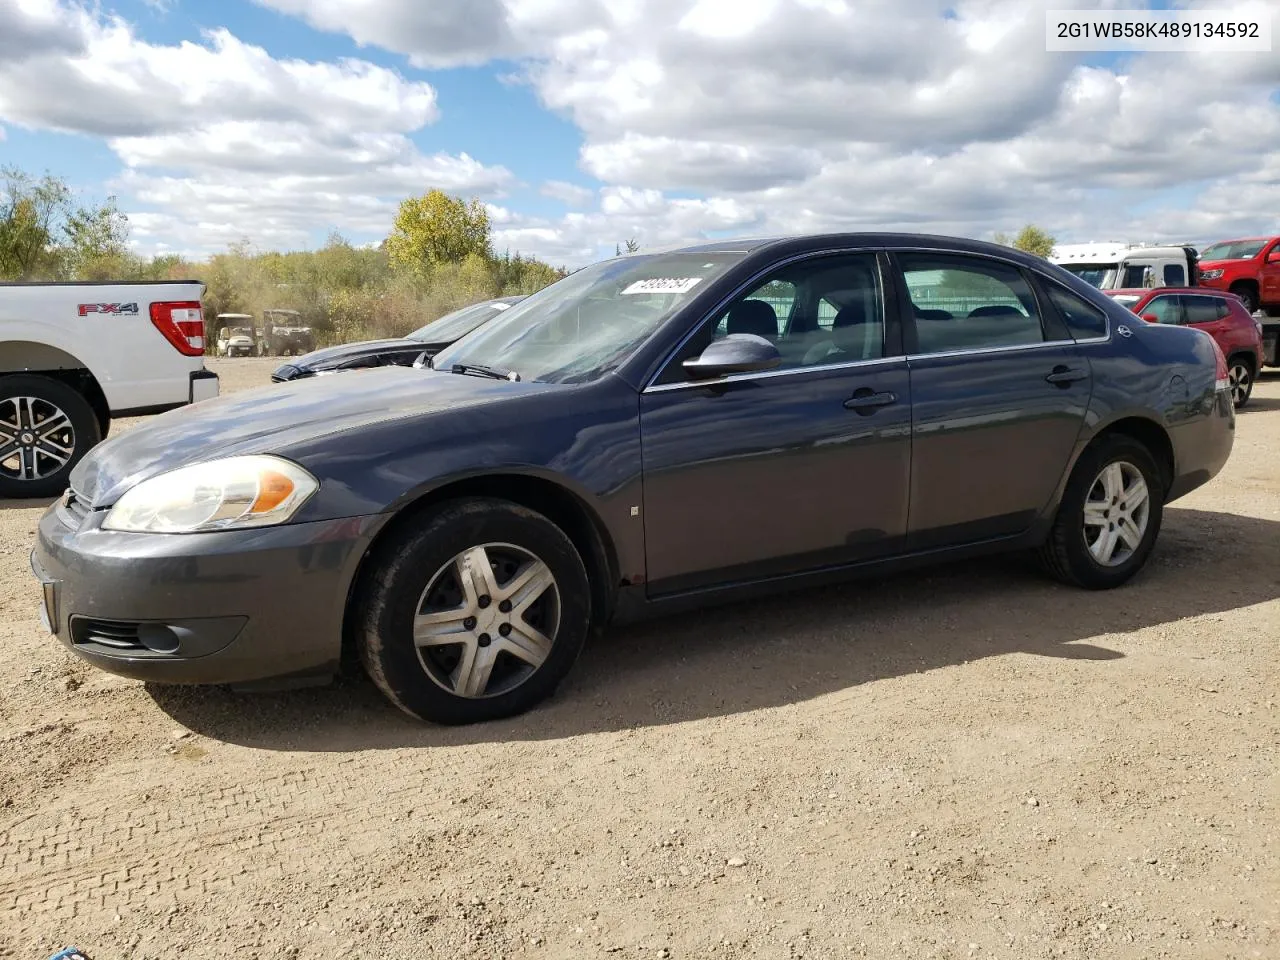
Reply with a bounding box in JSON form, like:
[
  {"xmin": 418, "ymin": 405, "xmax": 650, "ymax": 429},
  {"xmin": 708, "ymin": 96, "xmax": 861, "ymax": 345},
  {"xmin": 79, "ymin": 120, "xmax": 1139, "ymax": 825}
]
[
  {"xmin": 1227, "ymin": 356, "xmax": 1254, "ymax": 408},
  {"xmin": 354, "ymin": 498, "xmax": 592, "ymax": 724},
  {"xmin": 1038, "ymin": 434, "xmax": 1164, "ymax": 589},
  {"xmin": 1230, "ymin": 284, "xmax": 1259, "ymax": 315},
  {"xmin": 0, "ymin": 374, "xmax": 102, "ymax": 499}
]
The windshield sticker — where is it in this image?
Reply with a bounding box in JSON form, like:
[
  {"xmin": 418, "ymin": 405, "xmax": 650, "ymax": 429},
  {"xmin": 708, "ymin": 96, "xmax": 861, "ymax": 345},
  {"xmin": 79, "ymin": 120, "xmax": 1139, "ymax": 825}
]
[{"xmin": 621, "ymin": 277, "xmax": 704, "ymax": 295}]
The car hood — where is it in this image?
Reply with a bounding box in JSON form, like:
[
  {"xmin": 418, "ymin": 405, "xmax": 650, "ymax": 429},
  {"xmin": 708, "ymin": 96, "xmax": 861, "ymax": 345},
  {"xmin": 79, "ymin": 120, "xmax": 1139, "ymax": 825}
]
[
  {"xmin": 289, "ymin": 338, "xmax": 430, "ymax": 371},
  {"xmin": 1197, "ymin": 258, "xmax": 1242, "ymax": 271},
  {"xmin": 70, "ymin": 366, "xmax": 544, "ymax": 507}
]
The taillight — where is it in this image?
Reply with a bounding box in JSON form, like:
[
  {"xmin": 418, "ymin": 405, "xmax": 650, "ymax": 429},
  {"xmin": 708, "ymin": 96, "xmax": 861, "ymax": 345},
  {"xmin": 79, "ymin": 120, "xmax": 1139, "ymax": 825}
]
[
  {"xmin": 1210, "ymin": 336, "xmax": 1229, "ymax": 392},
  {"xmin": 150, "ymin": 301, "xmax": 205, "ymax": 356}
]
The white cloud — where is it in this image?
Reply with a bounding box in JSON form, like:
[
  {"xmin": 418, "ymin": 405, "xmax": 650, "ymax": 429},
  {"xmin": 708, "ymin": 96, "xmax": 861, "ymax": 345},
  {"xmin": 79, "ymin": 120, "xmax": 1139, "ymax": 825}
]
[
  {"xmin": 0, "ymin": 0, "xmax": 512, "ymax": 255},
  {"xmin": 5, "ymin": 0, "xmax": 1280, "ymax": 264},
  {"xmin": 540, "ymin": 180, "xmax": 595, "ymax": 207}
]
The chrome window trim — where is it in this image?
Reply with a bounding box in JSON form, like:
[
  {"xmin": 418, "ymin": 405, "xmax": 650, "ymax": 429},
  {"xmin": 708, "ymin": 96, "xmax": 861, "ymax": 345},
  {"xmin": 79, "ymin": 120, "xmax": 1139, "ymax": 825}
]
[
  {"xmin": 904, "ymin": 338, "xmax": 1077, "ymax": 362},
  {"xmin": 643, "ymin": 355, "xmax": 905, "ymax": 394}
]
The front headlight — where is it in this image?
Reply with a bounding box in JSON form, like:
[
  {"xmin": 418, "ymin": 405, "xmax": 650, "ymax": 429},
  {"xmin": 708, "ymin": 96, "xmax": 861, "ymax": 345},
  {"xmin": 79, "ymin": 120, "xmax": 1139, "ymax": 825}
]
[
  {"xmin": 1200, "ymin": 269, "xmax": 1224, "ymax": 280},
  {"xmin": 102, "ymin": 455, "xmax": 318, "ymax": 533}
]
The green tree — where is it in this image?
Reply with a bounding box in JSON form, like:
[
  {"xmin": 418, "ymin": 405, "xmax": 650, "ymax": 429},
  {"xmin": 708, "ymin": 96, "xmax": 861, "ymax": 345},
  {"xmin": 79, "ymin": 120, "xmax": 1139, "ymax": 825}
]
[
  {"xmin": 0, "ymin": 167, "xmax": 70, "ymax": 279},
  {"xmin": 61, "ymin": 196, "xmax": 132, "ymax": 280},
  {"xmin": 386, "ymin": 190, "xmax": 491, "ymax": 277},
  {"xmin": 993, "ymin": 224, "xmax": 1056, "ymax": 258}
]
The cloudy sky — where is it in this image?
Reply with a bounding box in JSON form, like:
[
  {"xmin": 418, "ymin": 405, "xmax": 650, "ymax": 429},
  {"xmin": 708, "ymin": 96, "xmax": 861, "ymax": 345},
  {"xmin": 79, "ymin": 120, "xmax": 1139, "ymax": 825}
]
[{"xmin": 0, "ymin": 0, "xmax": 1277, "ymax": 266}]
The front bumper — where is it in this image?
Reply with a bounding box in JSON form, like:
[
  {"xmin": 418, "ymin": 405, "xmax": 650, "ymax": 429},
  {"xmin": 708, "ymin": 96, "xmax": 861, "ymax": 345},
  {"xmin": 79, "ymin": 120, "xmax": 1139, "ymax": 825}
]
[{"xmin": 31, "ymin": 500, "xmax": 382, "ymax": 687}]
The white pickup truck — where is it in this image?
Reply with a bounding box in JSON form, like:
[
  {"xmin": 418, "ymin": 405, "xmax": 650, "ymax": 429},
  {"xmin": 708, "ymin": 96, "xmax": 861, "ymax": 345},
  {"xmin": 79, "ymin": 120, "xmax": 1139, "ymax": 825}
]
[{"xmin": 0, "ymin": 281, "xmax": 219, "ymax": 498}]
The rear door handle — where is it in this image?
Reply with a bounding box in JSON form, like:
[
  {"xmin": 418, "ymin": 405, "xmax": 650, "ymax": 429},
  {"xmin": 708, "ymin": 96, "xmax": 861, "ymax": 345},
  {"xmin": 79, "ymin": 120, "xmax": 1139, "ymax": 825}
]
[
  {"xmin": 844, "ymin": 389, "xmax": 897, "ymax": 412},
  {"xmin": 1045, "ymin": 366, "xmax": 1089, "ymax": 386}
]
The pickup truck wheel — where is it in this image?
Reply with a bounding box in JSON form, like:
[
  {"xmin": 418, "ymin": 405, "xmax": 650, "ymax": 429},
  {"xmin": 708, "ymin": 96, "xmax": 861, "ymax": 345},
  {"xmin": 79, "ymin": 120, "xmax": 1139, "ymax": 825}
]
[
  {"xmin": 0, "ymin": 374, "xmax": 101, "ymax": 499},
  {"xmin": 1038, "ymin": 434, "xmax": 1165, "ymax": 590},
  {"xmin": 354, "ymin": 497, "xmax": 592, "ymax": 725},
  {"xmin": 1230, "ymin": 285, "xmax": 1258, "ymax": 314}
]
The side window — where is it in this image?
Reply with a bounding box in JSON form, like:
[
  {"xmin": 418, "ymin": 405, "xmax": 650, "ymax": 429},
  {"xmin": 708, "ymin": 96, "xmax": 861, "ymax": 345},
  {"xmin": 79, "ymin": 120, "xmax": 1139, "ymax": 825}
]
[
  {"xmin": 898, "ymin": 253, "xmax": 1044, "ymax": 355},
  {"xmin": 1143, "ymin": 295, "xmax": 1181, "ymax": 324},
  {"xmin": 654, "ymin": 254, "xmax": 884, "ymax": 383},
  {"xmin": 1215, "ymin": 300, "xmax": 1230, "ymax": 320},
  {"xmin": 1046, "ymin": 284, "xmax": 1108, "ymax": 340},
  {"xmin": 1163, "ymin": 263, "xmax": 1185, "ymax": 286},
  {"xmin": 1122, "ymin": 264, "xmax": 1149, "ymax": 288},
  {"xmin": 1183, "ymin": 296, "xmax": 1220, "ymax": 326},
  {"xmin": 712, "ymin": 280, "xmax": 794, "ymax": 338}
]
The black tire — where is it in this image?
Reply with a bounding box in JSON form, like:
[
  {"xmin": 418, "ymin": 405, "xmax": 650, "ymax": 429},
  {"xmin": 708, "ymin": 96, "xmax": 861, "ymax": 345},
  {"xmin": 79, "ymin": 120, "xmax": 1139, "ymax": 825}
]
[
  {"xmin": 1038, "ymin": 434, "xmax": 1165, "ymax": 590},
  {"xmin": 0, "ymin": 374, "xmax": 102, "ymax": 499},
  {"xmin": 354, "ymin": 497, "xmax": 592, "ymax": 724},
  {"xmin": 1226, "ymin": 355, "xmax": 1254, "ymax": 409},
  {"xmin": 1230, "ymin": 284, "xmax": 1258, "ymax": 315}
]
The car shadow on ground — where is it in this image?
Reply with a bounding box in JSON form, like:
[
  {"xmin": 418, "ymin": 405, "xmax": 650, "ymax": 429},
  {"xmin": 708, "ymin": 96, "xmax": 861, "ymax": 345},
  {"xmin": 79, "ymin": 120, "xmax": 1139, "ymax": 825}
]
[
  {"xmin": 151, "ymin": 507, "xmax": 1280, "ymax": 751},
  {"xmin": 1242, "ymin": 396, "xmax": 1280, "ymax": 413}
]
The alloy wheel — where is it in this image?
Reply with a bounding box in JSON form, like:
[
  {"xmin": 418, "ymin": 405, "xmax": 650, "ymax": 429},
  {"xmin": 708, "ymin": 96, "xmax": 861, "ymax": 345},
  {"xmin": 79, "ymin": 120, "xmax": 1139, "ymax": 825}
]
[
  {"xmin": 1082, "ymin": 461, "xmax": 1150, "ymax": 567},
  {"xmin": 413, "ymin": 542, "xmax": 561, "ymax": 698},
  {"xmin": 0, "ymin": 396, "xmax": 76, "ymax": 483},
  {"xmin": 1228, "ymin": 363, "xmax": 1251, "ymax": 407}
]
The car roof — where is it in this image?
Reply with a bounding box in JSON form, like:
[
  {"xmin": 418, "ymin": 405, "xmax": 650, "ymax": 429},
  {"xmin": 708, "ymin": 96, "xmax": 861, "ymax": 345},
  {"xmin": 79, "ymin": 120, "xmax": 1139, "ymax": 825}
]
[{"xmin": 654, "ymin": 232, "xmax": 1058, "ymax": 261}]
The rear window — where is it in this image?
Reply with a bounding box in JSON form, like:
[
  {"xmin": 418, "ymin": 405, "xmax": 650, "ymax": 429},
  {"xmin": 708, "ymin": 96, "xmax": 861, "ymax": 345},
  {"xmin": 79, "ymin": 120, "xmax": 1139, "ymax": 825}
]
[
  {"xmin": 1047, "ymin": 285, "xmax": 1109, "ymax": 339},
  {"xmin": 1183, "ymin": 296, "xmax": 1220, "ymax": 325}
]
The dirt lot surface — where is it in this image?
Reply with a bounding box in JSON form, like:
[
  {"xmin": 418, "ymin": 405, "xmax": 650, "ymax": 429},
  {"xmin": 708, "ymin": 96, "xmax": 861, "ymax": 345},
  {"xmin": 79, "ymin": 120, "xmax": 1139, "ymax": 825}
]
[{"xmin": 1, "ymin": 357, "xmax": 1277, "ymax": 959}]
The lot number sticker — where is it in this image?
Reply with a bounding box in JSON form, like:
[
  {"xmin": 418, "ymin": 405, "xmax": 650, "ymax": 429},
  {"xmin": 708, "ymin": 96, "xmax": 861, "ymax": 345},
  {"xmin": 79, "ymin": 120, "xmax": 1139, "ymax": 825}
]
[{"xmin": 621, "ymin": 277, "xmax": 704, "ymax": 295}]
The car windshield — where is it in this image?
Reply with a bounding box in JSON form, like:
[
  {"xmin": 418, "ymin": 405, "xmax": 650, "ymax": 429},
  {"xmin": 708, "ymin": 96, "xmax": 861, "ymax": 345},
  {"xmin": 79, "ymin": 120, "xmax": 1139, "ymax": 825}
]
[
  {"xmin": 1058, "ymin": 264, "xmax": 1118, "ymax": 288},
  {"xmin": 409, "ymin": 300, "xmax": 516, "ymax": 343},
  {"xmin": 1199, "ymin": 240, "xmax": 1267, "ymax": 261},
  {"xmin": 430, "ymin": 251, "xmax": 748, "ymax": 383}
]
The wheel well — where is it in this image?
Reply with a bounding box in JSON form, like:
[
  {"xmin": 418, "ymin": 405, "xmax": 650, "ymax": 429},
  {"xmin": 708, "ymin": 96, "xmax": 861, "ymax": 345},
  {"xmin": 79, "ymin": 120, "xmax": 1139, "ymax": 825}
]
[
  {"xmin": 1093, "ymin": 417, "xmax": 1175, "ymax": 492},
  {"xmin": 2, "ymin": 342, "xmax": 111, "ymax": 438},
  {"xmin": 340, "ymin": 474, "xmax": 621, "ymax": 668},
  {"xmin": 1226, "ymin": 351, "xmax": 1256, "ymax": 374},
  {"xmin": 1229, "ymin": 279, "xmax": 1259, "ymax": 296}
]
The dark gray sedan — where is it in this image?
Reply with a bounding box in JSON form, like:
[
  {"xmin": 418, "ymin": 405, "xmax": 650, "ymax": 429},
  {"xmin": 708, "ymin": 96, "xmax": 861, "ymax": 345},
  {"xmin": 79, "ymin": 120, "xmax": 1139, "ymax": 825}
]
[{"xmin": 32, "ymin": 233, "xmax": 1235, "ymax": 724}]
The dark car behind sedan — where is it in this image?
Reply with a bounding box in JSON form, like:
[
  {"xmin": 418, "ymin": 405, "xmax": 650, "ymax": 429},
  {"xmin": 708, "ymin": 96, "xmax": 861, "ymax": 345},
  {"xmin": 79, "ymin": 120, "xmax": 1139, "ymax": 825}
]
[
  {"xmin": 33, "ymin": 233, "xmax": 1235, "ymax": 725},
  {"xmin": 270, "ymin": 296, "xmax": 526, "ymax": 382}
]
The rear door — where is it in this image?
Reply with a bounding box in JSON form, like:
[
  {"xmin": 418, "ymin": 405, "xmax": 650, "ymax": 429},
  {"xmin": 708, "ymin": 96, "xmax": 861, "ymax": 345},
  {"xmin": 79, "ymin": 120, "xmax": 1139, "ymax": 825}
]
[{"xmin": 894, "ymin": 251, "xmax": 1090, "ymax": 550}]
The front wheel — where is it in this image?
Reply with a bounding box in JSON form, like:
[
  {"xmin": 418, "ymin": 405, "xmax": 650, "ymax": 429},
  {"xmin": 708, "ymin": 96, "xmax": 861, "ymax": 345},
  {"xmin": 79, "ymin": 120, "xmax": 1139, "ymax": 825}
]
[
  {"xmin": 1227, "ymin": 357, "xmax": 1254, "ymax": 408},
  {"xmin": 1038, "ymin": 435, "xmax": 1165, "ymax": 589},
  {"xmin": 354, "ymin": 498, "xmax": 593, "ymax": 724},
  {"xmin": 0, "ymin": 375, "xmax": 102, "ymax": 499}
]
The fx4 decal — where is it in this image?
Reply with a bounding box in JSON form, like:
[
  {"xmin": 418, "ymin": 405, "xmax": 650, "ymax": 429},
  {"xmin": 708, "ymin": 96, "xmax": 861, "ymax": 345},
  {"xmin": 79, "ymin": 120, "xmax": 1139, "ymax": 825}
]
[{"xmin": 78, "ymin": 302, "xmax": 139, "ymax": 317}]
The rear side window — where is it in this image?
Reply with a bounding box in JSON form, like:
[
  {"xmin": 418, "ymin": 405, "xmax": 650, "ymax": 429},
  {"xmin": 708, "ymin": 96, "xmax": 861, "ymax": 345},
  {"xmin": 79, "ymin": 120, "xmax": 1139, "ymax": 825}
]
[
  {"xmin": 1143, "ymin": 296, "xmax": 1182, "ymax": 324},
  {"xmin": 1046, "ymin": 284, "xmax": 1108, "ymax": 339},
  {"xmin": 1183, "ymin": 296, "xmax": 1221, "ymax": 325},
  {"xmin": 898, "ymin": 253, "xmax": 1043, "ymax": 354}
]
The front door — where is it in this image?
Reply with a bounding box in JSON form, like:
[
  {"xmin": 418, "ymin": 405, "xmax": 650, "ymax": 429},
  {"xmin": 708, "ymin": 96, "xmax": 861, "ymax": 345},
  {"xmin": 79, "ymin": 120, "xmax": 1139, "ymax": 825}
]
[
  {"xmin": 1260, "ymin": 240, "xmax": 1280, "ymax": 306},
  {"xmin": 639, "ymin": 252, "xmax": 912, "ymax": 595},
  {"xmin": 893, "ymin": 252, "xmax": 1092, "ymax": 550}
]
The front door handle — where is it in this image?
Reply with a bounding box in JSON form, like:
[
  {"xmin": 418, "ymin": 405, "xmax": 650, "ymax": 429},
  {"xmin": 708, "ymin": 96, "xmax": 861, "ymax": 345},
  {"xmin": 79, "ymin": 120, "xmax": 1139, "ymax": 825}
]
[
  {"xmin": 844, "ymin": 389, "xmax": 897, "ymax": 413},
  {"xmin": 1045, "ymin": 365, "xmax": 1089, "ymax": 386}
]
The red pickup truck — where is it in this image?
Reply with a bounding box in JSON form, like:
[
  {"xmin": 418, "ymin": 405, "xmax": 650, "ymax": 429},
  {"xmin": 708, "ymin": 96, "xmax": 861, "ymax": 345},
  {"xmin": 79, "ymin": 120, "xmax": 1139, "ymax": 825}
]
[{"xmin": 1195, "ymin": 236, "xmax": 1280, "ymax": 315}]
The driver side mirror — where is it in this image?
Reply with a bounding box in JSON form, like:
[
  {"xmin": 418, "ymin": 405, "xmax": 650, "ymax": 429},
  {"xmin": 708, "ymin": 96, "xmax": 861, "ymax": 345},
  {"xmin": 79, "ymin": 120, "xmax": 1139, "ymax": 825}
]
[
  {"xmin": 1268, "ymin": 249, "xmax": 1280, "ymax": 263},
  {"xmin": 683, "ymin": 333, "xmax": 782, "ymax": 380},
  {"xmin": 1140, "ymin": 313, "xmax": 1160, "ymax": 324}
]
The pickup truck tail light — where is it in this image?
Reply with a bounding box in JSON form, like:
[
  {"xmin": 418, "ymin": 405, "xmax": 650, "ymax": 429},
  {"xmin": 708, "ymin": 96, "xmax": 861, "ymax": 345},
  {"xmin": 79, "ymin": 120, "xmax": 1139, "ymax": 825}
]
[{"xmin": 151, "ymin": 301, "xmax": 205, "ymax": 356}]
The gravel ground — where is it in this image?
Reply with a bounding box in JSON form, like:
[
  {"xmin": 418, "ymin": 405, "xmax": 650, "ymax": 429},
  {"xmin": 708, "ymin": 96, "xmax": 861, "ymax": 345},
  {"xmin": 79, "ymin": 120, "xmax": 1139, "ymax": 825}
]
[{"xmin": 1, "ymin": 357, "xmax": 1277, "ymax": 959}]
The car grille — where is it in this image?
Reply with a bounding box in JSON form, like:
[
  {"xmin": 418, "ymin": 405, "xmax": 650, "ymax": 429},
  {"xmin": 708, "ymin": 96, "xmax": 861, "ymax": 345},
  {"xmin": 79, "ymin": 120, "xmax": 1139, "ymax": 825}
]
[
  {"xmin": 70, "ymin": 617, "xmax": 143, "ymax": 650},
  {"xmin": 56, "ymin": 488, "xmax": 91, "ymax": 530}
]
